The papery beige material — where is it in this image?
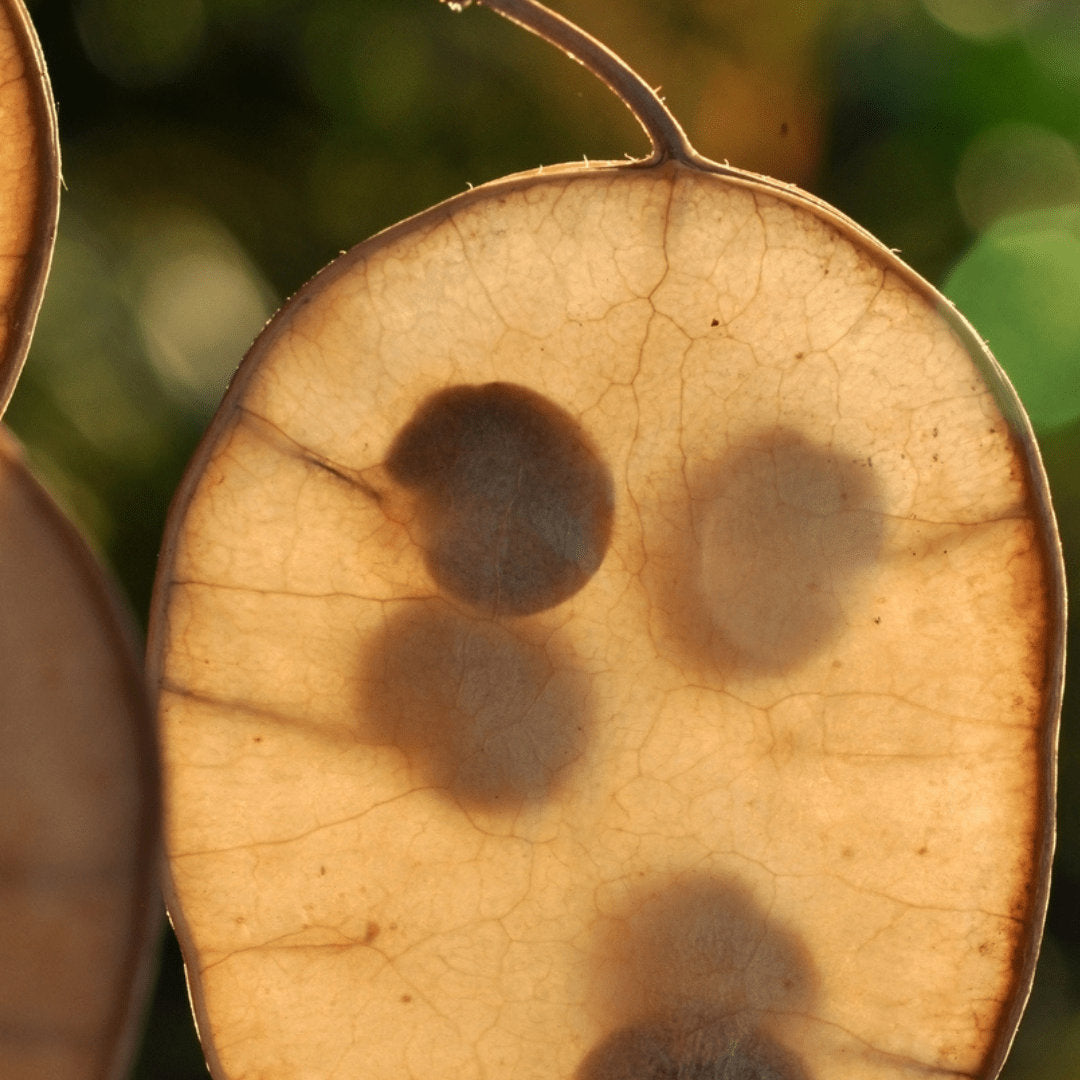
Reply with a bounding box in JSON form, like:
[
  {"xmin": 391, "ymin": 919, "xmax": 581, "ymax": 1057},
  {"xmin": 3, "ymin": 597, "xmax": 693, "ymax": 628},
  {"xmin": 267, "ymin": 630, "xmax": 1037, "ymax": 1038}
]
[
  {"xmin": 0, "ymin": 0, "xmax": 59, "ymax": 417},
  {"xmin": 0, "ymin": 6, "xmax": 157, "ymax": 1075},
  {"xmin": 149, "ymin": 2, "xmax": 1064, "ymax": 1077},
  {"xmin": 150, "ymin": 153, "xmax": 1063, "ymax": 1080},
  {"xmin": 0, "ymin": 429, "xmax": 160, "ymax": 1080}
]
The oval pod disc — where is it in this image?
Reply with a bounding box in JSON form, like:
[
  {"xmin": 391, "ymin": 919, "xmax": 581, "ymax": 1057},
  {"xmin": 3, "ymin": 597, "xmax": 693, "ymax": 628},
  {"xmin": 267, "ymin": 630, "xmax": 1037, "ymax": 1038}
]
[
  {"xmin": 0, "ymin": 429, "xmax": 159, "ymax": 1080},
  {"xmin": 147, "ymin": 3, "xmax": 1065, "ymax": 1080},
  {"xmin": 0, "ymin": 0, "xmax": 59, "ymax": 415}
]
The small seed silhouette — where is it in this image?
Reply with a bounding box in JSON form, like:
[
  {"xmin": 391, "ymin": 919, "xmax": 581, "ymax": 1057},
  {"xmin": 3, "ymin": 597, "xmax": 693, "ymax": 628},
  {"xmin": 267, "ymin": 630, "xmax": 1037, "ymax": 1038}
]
[{"xmin": 147, "ymin": 3, "xmax": 1065, "ymax": 1080}]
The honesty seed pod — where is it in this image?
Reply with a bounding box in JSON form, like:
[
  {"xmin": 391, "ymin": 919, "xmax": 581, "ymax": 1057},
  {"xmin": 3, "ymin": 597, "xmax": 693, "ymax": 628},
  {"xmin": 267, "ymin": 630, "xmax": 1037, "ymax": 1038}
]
[
  {"xmin": 0, "ymin": 430, "xmax": 160, "ymax": 1080},
  {"xmin": 146, "ymin": 3, "xmax": 1065, "ymax": 1079},
  {"xmin": 0, "ymin": 4, "xmax": 160, "ymax": 1078},
  {"xmin": 0, "ymin": 0, "xmax": 59, "ymax": 414}
]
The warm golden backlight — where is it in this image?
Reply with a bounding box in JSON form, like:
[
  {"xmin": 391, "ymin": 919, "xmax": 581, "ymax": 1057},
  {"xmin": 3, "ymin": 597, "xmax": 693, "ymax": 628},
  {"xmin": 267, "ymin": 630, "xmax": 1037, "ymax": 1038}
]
[
  {"xmin": 0, "ymin": 430, "xmax": 158, "ymax": 1080},
  {"xmin": 0, "ymin": 0, "xmax": 59, "ymax": 418},
  {"xmin": 150, "ymin": 162, "xmax": 1062, "ymax": 1080}
]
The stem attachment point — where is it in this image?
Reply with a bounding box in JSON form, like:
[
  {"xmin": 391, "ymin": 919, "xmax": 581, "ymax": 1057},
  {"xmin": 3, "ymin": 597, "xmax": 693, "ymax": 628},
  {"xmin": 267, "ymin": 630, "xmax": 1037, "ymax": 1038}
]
[{"xmin": 442, "ymin": 0, "xmax": 699, "ymax": 165}]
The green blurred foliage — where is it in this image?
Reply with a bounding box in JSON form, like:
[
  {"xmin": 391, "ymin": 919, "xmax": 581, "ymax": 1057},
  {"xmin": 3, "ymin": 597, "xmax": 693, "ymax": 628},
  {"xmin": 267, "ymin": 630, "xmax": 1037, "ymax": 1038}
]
[
  {"xmin": 8, "ymin": 0, "xmax": 1077, "ymax": 1075},
  {"xmin": 947, "ymin": 207, "xmax": 1080, "ymax": 432}
]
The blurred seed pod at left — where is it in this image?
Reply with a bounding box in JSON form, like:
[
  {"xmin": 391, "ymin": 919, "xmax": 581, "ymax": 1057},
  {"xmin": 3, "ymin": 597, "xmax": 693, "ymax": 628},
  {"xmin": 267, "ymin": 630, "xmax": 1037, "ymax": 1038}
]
[
  {"xmin": 0, "ymin": 429, "xmax": 161, "ymax": 1080},
  {"xmin": 0, "ymin": 0, "xmax": 59, "ymax": 415},
  {"xmin": 0, "ymin": 3, "xmax": 161, "ymax": 1080}
]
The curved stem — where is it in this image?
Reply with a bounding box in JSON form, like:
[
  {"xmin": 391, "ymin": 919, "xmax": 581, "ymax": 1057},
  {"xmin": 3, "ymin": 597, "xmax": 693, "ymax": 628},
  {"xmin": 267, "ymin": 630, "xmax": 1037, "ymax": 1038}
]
[{"xmin": 443, "ymin": 0, "xmax": 697, "ymax": 164}]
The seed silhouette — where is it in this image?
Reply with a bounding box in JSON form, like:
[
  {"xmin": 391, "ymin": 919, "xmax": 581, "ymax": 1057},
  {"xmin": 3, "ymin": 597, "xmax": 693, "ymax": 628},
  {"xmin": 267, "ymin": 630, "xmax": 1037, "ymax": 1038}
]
[
  {"xmin": 384, "ymin": 382, "xmax": 614, "ymax": 616},
  {"xmin": 146, "ymin": 3, "xmax": 1065, "ymax": 1080}
]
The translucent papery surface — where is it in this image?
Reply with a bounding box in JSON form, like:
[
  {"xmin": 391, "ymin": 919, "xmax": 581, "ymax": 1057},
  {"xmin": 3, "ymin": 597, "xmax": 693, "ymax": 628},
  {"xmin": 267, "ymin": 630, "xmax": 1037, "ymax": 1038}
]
[
  {"xmin": 0, "ymin": 0, "xmax": 59, "ymax": 416},
  {"xmin": 0, "ymin": 427, "xmax": 159, "ymax": 1080},
  {"xmin": 150, "ymin": 161, "xmax": 1063, "ymax": 1080}
]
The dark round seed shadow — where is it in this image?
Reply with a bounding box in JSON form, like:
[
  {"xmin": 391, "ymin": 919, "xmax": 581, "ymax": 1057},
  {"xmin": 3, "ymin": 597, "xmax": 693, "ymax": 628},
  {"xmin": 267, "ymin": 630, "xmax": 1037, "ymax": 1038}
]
[
  {"xmin": 588, "ymin": 872, "xmax": 816, "ymax": 1024},
  {"xmin": 576, "ymin": 1014, "xmax": 810, "ymax": 1080},
  {"xmin": 356, "ymin": 599, "xmax": 592, "ymax": 810},
  {"xmin": 384, "ymin": 382, "xmax": 614, "ymax": 617},
  {"xmin": 579, "ymin": 872, "xmax": 816, "ymax": 1080},
  {"xmin": 652, "ymin": 427, "xmax": 885, "ymax": 676}
]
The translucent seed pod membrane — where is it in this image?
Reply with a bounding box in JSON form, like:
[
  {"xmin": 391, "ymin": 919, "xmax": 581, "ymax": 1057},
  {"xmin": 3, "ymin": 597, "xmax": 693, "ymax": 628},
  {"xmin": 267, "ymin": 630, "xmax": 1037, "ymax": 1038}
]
[
  {"xmin": 0, "ymin": 0, "xmax": 59, "ymax": 415},
  {"xmin": 1, "ymin": 4, "xmax": 158, "ymax": 1079},
  {"xmin": 147, "ymin": 4, "xmax": 1065, "ymax": 1080}
]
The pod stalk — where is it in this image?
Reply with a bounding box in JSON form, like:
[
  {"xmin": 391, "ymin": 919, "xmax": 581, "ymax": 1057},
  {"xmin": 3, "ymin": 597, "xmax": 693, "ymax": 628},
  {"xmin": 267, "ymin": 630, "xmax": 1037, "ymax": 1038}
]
[{"xmin": 442, "ymin": 0, "xmax": 698, "ymax": 165}]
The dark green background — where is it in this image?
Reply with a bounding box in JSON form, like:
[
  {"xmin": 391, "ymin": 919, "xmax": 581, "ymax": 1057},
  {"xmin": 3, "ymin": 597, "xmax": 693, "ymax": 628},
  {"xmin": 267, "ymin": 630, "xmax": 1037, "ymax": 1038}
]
[{"xmin": 10, "ymin": 0, "xmax": 1078, "ymax": 1076}]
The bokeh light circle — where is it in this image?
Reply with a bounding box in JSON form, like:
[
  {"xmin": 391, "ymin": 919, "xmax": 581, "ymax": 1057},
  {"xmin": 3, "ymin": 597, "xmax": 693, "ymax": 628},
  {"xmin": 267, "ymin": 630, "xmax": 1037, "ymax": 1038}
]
[
  {"xmin": 946, "ymin": 208, "xmax": 1080, "ymax": 433},
  {"xmin": 76, "ymin": 0, "xmax": 205, "ymax": 87},
  {"xmin": 955, "ymin": 122, "xmax": 1080, "ymax": 234},
  {"xmin": 921, "ymin": 0, "xmax": 1030, "ymax": 39}
]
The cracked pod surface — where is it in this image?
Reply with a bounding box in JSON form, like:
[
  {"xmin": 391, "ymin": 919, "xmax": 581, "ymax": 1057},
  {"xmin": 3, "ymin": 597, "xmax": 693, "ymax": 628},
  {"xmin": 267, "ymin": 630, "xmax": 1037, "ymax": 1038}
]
[{"xmin": 147, "ymin": 6, "xmax": 1064, "ymax": 1080}]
